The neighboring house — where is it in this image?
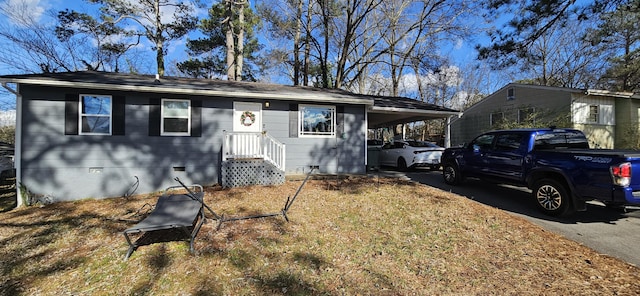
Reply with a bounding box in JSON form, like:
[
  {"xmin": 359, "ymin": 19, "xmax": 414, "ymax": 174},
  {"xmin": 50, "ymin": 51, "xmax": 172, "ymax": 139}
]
[
  {"xmin": 0, "ymin": 71, "xmax": 459, "ymax": 205},
  {"xmin": 449, "ymin": 83, "xmax": 640, "ymax": 149}
]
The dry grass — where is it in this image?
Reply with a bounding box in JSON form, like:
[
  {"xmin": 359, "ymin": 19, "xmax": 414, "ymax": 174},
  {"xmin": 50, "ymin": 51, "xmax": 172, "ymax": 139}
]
[{"xmin": 0, "ymin": 176, "xmax": 639, "ymax": 295}]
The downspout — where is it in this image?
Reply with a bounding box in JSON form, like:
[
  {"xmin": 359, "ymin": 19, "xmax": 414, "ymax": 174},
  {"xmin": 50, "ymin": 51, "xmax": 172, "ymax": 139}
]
[
  {"xmin": 444, "ymin": 113, "xmax": 463, "ymax": 148},
  {"xmin": 1, "ymin": 82, "xmax": 22, "ymax": 206},
  {"xmin": 364, "ymin": 106, "xmax": 368, "ymax": 171}
]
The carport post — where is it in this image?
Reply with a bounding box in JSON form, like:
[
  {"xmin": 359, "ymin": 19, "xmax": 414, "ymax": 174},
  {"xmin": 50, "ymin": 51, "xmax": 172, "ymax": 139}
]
[{"xmin": 444, "ymin": 116, "xmax": 451, "ymax": 148}]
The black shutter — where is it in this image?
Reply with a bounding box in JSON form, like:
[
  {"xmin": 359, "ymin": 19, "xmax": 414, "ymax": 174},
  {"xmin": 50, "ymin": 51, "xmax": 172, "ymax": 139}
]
[
  {"xmin": 112, "ymin": 96, "xmax": 125, "ymax": 135},
  {"xmin": 149, "ymin": 98, "xmax": 161, "ymax": 136},
  {"xmin": 191, "ymin": 99, "xmax": 202, "ymax": 137},
  {"xmin": 289, "ymin": 103, "xmax": 298, "ymax": 138},
  {"xmin": 64, "ymin": 94, "xmax": 79, "ymax": 135},
  {"xmin": 336, "ymin": 105, "xmax": 344, "ymax": 138}
]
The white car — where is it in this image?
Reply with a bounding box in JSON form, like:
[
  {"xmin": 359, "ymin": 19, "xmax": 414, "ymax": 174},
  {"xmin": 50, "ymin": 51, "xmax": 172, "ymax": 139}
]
[{"xmin": 379, "ymin": 140, "xmax": 444, "ymax": 171}]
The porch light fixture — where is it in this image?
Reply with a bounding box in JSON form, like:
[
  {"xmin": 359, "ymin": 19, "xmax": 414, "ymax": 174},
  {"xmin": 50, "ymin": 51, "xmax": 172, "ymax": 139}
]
[{"xmin": 264, "ymin": 101, "xmax": 270, "ymax": 108}]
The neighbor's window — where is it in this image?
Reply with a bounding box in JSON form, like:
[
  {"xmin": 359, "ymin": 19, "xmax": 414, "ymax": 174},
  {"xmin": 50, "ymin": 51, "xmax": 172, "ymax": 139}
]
[
  {"xmin": 161, "ymin": 99, "xmax": 191, "ymax": 136},
  {"xmin": 518, "ymin": 107, "xmax": 535, "ymax": 124},
  {"xmin": 588, "ymin": 105, "xmax": 599, "ymax": 123},
  {"xmin": 80, "ymin": 94, "xmax": 112, "ymax": 135},
  {"xmin": 299, "ymin": 104, "xmax": 335, "ymax": 137},
  {"xmin": 490, "ymin": 112, "xmax": 504, "ymax": 127},
  {"xmin": 507, "ymin": 87, "xmax": 515, "ymax": 100}
]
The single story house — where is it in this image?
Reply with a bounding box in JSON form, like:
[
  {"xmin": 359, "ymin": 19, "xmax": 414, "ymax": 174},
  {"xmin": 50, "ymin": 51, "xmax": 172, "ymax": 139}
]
[
  {"xmin": 449, "ymin": 83, "xmax": 640, "ymax": 149},
  {"xmin": 0, "ymin": 71, "xmax": 460, "ymax": 205}
]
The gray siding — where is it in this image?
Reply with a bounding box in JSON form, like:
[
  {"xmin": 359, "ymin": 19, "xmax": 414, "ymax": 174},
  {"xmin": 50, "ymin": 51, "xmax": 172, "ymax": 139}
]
[
  {"xmin": 19, "ymin": 86, "xmax": 366, "ymax": 201},
  {"xmin": 261, "ymin": 101, "xmax": 366, "ymax": 175},
  {"xmin": 450, "ymin": 84, "xmax": 574, "ymax": 146}
]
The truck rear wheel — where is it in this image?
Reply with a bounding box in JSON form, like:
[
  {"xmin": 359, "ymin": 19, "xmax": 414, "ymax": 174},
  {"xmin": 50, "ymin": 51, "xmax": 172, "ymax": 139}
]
[
  {"xmin": 443, "ymin": 163, "xmax": 462, "ymax": 185},
  {"xmin": 533, "ymin": 179, "xmax": 573, "ymax": 217}
]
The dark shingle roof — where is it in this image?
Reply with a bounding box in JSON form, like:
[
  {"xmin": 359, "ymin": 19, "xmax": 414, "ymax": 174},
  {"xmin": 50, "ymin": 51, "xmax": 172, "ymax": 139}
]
[{"xmin": 0, "ymin": 71, "xmax": 461, "ymax": 127}]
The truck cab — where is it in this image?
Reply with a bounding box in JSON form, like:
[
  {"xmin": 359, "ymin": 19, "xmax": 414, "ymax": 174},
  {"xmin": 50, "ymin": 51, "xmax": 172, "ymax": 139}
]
[{"xmin": 441, "ymin": 128, "xmax": 640, "ymax": 216}]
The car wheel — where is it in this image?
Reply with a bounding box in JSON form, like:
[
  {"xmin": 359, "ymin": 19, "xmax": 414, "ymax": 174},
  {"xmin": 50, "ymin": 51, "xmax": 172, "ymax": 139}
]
[
  {"xmin": 532, "ymin": 179, "xmax": 573, "ymax": 217},
  {"xmin": 442, "ymin": 162, "xmax": 462, "ymax": 185},
  {"xmin": 397, "ymin": 158, "xmax": 408, "ymax": 171}
]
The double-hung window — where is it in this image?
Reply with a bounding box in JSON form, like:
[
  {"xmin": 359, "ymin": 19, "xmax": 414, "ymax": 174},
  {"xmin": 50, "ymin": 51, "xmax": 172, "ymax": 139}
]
[
  {"xmin": 588, "ymin": 105, "xmax": 599, "ymax": 123},
  {"xmin": 161, "ymin": 99, "xmax": 191, "ymax": 136},
  {"xmin": 80, "ymin": 94, "xmax": 112, "ymax": 135},
  {"xmin": 299, "ymin": 104, "xmax": 336, "ymax": 137}
]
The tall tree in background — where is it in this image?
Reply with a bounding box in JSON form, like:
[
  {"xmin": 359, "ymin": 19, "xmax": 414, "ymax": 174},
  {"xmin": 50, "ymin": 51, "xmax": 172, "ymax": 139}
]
[
  {"xmin": 82, "ymin": 0, "xmax": 199, "ymax": 76},
  {"xmin": 478, "ymin": 0, "xmax": 588, "ymax": 68},
  {"xmin": 56, "ymin": 9, "xmax": 140, "ymax": 72},
  {"xmin": 178, "ymin": 0, "xmax": 262, "ymax": 80},
  {"xmin": 515, "ymin": 20, "xmax": 605, "ymax": 88},
  {"xmin": 586, "ymin": 1, "xmax": 640, "ymax": 91},
  {"xmin": 257, "ymin": 0, "xmax": 314, "ymax": 86},
  {"xmin": 377, "ymin": 0, "xmax": 473, "ymax": 97}
]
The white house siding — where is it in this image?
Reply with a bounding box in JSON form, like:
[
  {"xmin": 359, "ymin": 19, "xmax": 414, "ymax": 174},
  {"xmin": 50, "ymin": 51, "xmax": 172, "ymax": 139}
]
[{"xmin": 571, "ymin": 95, "xmax": 616, "ymax": 149}]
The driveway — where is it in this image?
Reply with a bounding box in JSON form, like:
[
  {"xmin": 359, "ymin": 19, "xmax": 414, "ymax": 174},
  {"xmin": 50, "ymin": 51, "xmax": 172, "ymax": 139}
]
[{"xmin": 375, "ymin": 169, "xmax": 640, "ymax": 267}]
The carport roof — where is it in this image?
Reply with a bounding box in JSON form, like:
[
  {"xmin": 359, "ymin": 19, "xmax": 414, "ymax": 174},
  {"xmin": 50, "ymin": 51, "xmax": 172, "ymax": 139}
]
[
  {"xmin": 0, "ymin": 71, "xmax": 461, "ymax": 128},
  {"xmin": 368, "ymin": 96, "xmax": 461, "ymax": 128}
]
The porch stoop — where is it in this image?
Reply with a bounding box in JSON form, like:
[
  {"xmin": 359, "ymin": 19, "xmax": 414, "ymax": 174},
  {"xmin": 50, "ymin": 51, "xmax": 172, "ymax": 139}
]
[
  {"xmin": 222, "ymin": 132, "xmax": 286, "ymax": 188},
  {"xmin": 222, "ymin": 159, "xmax": 285, "ymax": 188}
]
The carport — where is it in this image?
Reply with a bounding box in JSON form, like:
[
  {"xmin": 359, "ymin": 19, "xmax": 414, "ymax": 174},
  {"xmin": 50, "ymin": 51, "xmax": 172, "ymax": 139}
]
[{"xmin": 367, "ymin": 96, "xmax": 462, "ymax": 148}]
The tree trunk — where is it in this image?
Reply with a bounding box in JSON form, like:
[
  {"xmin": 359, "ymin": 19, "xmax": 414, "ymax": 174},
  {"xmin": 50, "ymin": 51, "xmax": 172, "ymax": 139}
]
[
  {"xmin": 236, "ymin": 1, "xmax": 245, "ymax": 81},
  {"xmin": 303, "ymin": 0, "xmax": 312, "ymax": 86},
  {"xmin": 225, "ymin": 0, "xmax": 235, "ymax": 80},
  {"xmin": 154, "ymin": 0, "xmax": 165, "ymax": 76},
  {"xmin": 320, "ymin": 0, "xmax": 329, "ymax": 88},
  {"xmin": 293, "ymin": 0, "xmax": 303, "ymax": 86}
]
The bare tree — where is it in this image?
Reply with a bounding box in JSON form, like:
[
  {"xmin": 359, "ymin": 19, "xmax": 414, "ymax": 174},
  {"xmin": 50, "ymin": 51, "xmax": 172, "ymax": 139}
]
[
  {"xmin": 514, "ymin": 19, "xmax": 605, "ymax": 88},
  {"xmin": 88, "ymin": 0, "xmax": 199, "ymax": 76},
  {"xmin": 0, "ymin": 3, "xmax": 80, "ymax": 73}
]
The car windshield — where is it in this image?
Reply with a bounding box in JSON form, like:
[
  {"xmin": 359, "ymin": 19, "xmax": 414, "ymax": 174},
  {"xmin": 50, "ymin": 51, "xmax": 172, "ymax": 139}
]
[{"xmin": 406, "ymin": 141, "xmax": 439, "ymax": 148}]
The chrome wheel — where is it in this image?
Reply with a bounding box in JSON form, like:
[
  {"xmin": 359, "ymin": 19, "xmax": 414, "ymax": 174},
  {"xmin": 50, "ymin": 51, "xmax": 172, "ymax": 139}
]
[
  {"xmin": 532, "ymin": 179, "xmax": 572, "ymax": 216},
  {"xmin": 536, "ymin": 184, "xmax": 562, "ymax": 211}
]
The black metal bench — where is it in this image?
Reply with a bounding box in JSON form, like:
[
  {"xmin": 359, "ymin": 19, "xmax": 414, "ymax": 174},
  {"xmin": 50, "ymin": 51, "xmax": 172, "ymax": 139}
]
[{"xmin": 123, "ymin": 184, "xmax": 205, "ymax": 260}]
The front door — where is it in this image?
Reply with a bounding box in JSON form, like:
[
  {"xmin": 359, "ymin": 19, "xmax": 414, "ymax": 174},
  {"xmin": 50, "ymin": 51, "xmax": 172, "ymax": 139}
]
[{"xmin": 233, "ymin": 102, "xmax": 262, "ymax": 132}]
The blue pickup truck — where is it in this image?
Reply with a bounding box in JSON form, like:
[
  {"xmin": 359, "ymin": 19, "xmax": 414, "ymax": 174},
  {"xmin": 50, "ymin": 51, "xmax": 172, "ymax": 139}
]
[{"xmin": 440, "ymin": 128, "xmax": 640, "ymax": 216}]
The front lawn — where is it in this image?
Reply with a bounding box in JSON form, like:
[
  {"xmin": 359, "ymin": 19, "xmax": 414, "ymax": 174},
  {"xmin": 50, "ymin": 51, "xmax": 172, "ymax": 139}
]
[{"xmin": 0, "ymin": 177, "xmax": 638, "ymax": 295}]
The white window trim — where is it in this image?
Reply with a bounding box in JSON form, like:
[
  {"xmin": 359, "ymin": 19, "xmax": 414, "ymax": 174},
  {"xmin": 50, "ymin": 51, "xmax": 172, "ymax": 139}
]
[
  {"xmin": 79, "ymin": 94, "xmax": 112, "ymax": 135},
  {"xmin": 161, "ymin": 98, "xmax": 191, "ymax": 136},
  {"xmin": 298, "ymin": 104, "xmax": 336, "ymax": 138}
]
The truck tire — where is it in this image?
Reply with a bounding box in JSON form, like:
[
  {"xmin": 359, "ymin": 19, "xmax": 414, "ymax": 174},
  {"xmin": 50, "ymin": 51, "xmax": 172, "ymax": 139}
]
[
  {"xmin": 442, "ymin": 162, "xmax": 462, "ymax": 185},
  {"xmin": 532, "ymin": 179, "xmax": 573, "ymax": 217}
]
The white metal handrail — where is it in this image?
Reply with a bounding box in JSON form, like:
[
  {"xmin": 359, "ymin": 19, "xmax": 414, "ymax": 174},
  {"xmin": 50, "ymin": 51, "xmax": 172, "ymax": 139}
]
[{"xmin": 223, "ymin": 132, "xmax": 286, "ymax": 171}]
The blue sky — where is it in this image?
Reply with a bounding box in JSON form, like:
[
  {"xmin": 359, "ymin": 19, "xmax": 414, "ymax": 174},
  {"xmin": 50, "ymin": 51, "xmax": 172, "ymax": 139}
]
[{"xmin": 0, "ymin": 0, "xmax": 491, "ymax": 110}]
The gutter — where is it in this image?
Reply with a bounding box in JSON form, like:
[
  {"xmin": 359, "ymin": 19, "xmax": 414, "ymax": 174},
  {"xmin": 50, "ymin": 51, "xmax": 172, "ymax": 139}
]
[
  {"xmin": 2, "ymin": 82, "xmax": 18, "ymax": 95},
  {"xmin": 0, "ymin": 78, "xmax": 374, "ymax": 106}
]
